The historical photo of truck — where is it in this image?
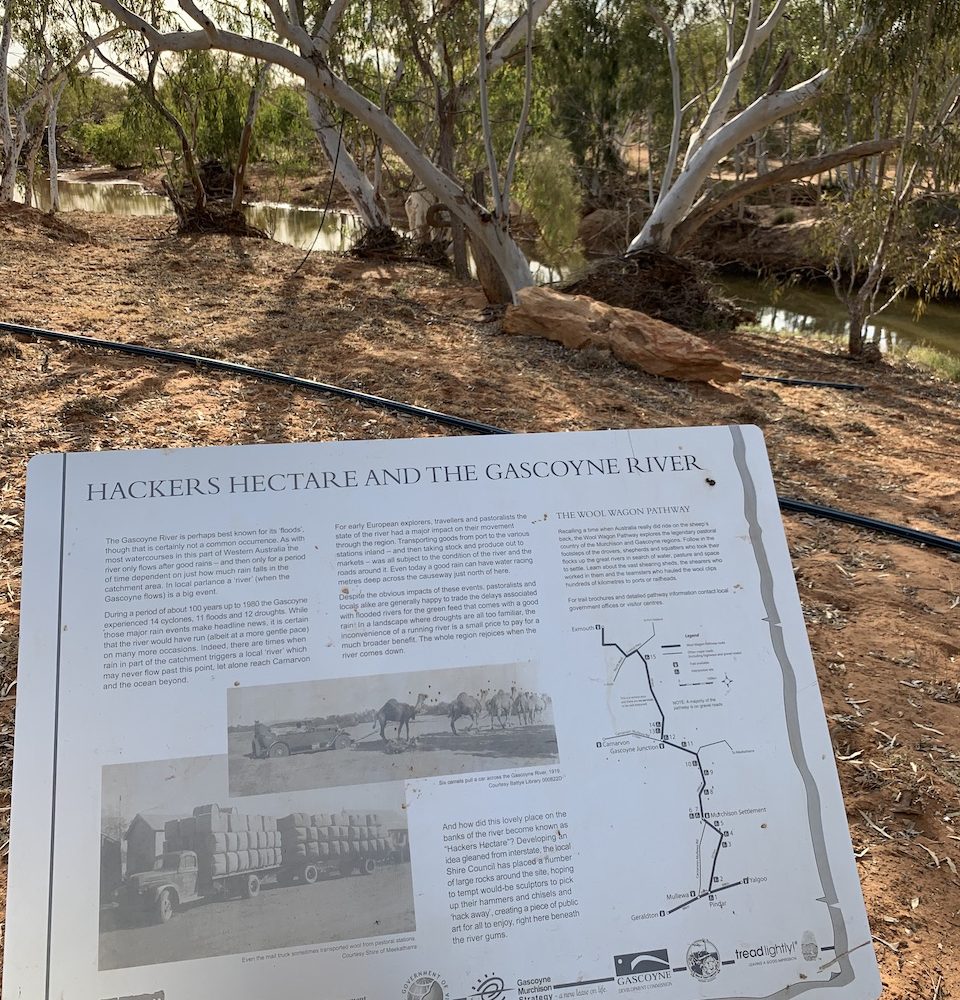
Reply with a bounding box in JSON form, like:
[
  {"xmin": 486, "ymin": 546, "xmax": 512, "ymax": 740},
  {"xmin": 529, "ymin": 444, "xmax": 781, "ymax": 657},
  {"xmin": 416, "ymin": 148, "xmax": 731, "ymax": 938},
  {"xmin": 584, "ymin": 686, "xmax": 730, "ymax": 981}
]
[
  {"xmin": 99, "ymin": 755, "xmax": 413, "ymax": 970},
  {"xmin": 227, "ymin": 662, "xmax": 557, "ymax": 797}
]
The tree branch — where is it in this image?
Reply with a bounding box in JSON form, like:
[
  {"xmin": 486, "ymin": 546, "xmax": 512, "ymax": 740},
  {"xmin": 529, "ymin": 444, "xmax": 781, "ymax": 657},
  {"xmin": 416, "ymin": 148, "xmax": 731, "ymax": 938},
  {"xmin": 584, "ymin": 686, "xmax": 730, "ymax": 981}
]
[{"xmin": 672, "ymin": 136, "xmax": 902, "ymax": 248}]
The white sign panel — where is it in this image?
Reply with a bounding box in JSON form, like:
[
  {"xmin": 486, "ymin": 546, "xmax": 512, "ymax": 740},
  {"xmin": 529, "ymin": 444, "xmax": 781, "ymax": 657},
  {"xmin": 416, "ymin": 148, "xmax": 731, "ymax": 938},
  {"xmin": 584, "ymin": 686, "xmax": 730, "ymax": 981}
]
[{"xmin": 3, "ymin": 426, "xmax": 880, "ymax": 1000}]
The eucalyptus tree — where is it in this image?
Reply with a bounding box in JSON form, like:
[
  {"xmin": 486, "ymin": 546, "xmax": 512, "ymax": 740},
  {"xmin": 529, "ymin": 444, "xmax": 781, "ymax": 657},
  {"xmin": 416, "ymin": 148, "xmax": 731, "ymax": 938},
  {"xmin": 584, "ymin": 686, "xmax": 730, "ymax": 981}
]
[
  {"xmin": 540, "ymin": 0, "xmax": 663, "ymax": 200},
  {"xmin": 0, "ymin": 0, "xmax": 121, "ymax": 202},
  {"xmin": 812, "ymin": 1, "xmax": 960, "ymax": 356},
  {"xmin": 90, "ymin": 0, "xmax": 549, "ymax": 300},
  {"xmin": 624, "ymin": 0, "xmax": 908, "ymax": 254}
]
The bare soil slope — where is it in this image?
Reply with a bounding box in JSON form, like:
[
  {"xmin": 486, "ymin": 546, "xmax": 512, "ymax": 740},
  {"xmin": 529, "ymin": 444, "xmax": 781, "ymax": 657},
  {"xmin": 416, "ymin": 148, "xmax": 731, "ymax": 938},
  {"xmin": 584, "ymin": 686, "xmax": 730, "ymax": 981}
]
[{"xmin": 1, "ymin": 207, "xmax": 959, "ymax": 998}]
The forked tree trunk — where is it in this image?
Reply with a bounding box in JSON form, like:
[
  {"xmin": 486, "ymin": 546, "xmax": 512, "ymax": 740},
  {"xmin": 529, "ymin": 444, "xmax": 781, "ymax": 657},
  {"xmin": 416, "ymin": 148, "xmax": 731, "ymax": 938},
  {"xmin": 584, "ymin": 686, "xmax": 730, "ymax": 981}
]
[{"xmin": 470, "ymin": 171, "xmax": 515, "ymax": 304}]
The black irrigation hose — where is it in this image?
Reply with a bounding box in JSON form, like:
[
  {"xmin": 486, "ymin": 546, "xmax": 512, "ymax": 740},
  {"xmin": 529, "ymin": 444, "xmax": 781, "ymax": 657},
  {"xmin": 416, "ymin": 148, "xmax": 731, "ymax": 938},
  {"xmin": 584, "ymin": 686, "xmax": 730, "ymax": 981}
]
[
  {"xmin": 0, "ymin": 321, "xmax": 510, "ymax": 437},
  {"xmin": 778, "ymin": 498, "xmax": 960, "ymax": 554},
  {"xmin": 740, "ymin": 373, "xmax": 866, "ymax": 391},
  {"xmin": 3, "ymin": 319, "xmax": 958, "ymax": 555}
]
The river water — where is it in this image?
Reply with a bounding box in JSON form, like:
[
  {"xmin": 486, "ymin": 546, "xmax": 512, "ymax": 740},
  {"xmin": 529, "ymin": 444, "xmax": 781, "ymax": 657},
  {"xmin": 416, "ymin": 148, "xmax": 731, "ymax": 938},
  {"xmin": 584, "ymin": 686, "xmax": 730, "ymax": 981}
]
[{"xmin": 18, "ymin": 178, "xmax": 960, "ymax": 359}]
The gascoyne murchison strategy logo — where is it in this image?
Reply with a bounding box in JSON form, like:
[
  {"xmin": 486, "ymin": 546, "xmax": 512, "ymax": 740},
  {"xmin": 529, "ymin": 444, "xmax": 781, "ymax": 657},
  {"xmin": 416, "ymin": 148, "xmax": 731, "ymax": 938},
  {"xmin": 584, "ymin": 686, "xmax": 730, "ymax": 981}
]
[{"xmin": 614, "ymin": 949, "xmax": 672, "ymax": 984}]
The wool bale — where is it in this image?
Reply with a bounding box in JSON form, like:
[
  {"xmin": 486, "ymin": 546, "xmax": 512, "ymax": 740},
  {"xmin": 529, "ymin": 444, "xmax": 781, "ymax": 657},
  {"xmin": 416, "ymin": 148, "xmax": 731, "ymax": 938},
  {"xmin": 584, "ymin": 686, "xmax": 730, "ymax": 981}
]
[
  {"xmin": 306, "ymin": 842, "xmax": 320, "ymax": 859},
  {"xmin": 211, "ymin": 854, "xmax": 227, "ymax": 876},
  {"xmin": 365, "ymin": 814, "xmax": 377, "ymax": 826},
  {"xmin": 330, "ymin": 840, "xmax": 341, "ymax": 856},
  {"xmin": 193, "ymin": 803, "xmax": 219, "ymax": 819},
  {"xmin": 307, "ymin": 827, "xmax": 319, "ymax": 843},
  {"xmin": 360, "ymin": 839, "xmax": 370, "ymax": 854},
  {"xmin": 225, "ymin": 832, "xmax": 238, "ymax": 852},
  {"xmin": 226, "ymin": 852, "xmax": 239, "ymax": 874},
  {"xmin": 194, "ymin": 812, "xmax": 225, "ymax": 835},
  {"xmin": 263, "ymin": 816, "xmax": 277, "ymax": 832},
  {"xmin": 349, "ymin": 827, "xmax": 361, "ymax": 841},
  {"xmin": 317, "ymin": 826, "xmax": 330, "ymax": 843},
  {"xmin": 227, "ymin": 813, "xmax": 245, "ymax": 833},
  {"xmin": 248, "ymin": 815, "xmax": 264, "ymax": 832},
  {"xmin": 249, "ymin": 849, "xmax": 261, "ymax": 868},
  {"xmin": 284, "ymin": 827, "xmax": 308, "ymax": 845},
  {"xmin": 237, "ymin": 850, "xmax": 251, "ymax": 870},
  {"xmin": 319, "ymin": 842, "xmax": 330, "ymax": 857},
  {"xmin": 203, "ymin": 832, "xmax": 227, "ymax": 855},
  {"xmin": 242, "ymin": 831, "xmax": 253, "ymax": 851}
]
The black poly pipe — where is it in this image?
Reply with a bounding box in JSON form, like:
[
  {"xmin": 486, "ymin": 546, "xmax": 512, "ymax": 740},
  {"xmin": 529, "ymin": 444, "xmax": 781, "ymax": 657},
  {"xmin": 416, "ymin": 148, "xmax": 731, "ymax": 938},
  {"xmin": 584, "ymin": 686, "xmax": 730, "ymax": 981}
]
[
  {"xmin": 0, "ymin": 320, "xmax": 510, "ymax": 437},
  {"xmin": 740, "ymin": 373, "xmax": 866, "ymax": 391},
  {"xmin": 3, "ymin": 319, "xmax": 958, "ymax": 555}
]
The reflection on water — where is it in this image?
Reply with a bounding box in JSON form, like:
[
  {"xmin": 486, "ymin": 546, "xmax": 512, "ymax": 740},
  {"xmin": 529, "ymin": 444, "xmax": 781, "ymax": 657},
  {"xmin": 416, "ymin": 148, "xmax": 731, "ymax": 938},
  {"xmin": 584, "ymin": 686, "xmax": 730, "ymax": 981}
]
[
  {"xmin": 723, "ymin": 276, "xmax": 960, "ymax": 359},
  {"xmin": 25, "ymin": 179, "xmax": 173, "ymax": 218},
  {"xmin": 22, "ymin": 179, "xmax": 362, "ymax": 252}
]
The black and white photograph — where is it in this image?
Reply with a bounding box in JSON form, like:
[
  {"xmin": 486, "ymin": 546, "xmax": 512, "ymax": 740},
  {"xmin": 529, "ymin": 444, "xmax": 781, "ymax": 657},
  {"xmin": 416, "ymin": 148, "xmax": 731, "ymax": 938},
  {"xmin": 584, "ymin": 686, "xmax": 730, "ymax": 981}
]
[
  {"xmin": 99, "ymin": 755, "xmax": 414, "ymax": 970},
  {"xmin": 227, "ymin": 662, "xmax": 558, "ymax": 797}
]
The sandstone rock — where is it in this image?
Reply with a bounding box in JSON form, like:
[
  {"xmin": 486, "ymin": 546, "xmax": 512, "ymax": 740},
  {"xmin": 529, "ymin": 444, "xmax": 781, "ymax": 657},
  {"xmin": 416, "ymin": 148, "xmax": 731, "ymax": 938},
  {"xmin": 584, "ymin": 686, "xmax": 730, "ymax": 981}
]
[{"xmin": 502, "ymin": 285, "xmax": 741, "ymax": 383}]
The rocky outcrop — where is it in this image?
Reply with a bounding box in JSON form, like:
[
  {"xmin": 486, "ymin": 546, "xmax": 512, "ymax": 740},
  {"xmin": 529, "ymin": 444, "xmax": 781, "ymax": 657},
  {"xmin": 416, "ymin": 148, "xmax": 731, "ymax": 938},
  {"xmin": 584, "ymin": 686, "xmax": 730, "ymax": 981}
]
[{"xmin": 502, "ymin": 286, "xmax": 741, "ymax": 383}]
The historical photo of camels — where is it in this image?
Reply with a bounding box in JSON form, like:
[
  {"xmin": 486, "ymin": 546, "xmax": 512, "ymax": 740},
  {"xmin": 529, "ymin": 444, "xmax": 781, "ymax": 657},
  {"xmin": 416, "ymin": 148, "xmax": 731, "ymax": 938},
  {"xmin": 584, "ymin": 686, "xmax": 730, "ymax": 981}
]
[{"xmin": 226, "ymin": 662, "xmax": 558, "ymax": 797}]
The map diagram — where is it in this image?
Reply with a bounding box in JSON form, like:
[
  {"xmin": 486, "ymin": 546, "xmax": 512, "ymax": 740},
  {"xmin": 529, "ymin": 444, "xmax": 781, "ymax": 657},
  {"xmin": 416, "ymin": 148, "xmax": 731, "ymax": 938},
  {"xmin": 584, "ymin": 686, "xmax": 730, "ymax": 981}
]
[{"xmin": 598, "ymin": 623, "xmax": 759, "ymax": 914}]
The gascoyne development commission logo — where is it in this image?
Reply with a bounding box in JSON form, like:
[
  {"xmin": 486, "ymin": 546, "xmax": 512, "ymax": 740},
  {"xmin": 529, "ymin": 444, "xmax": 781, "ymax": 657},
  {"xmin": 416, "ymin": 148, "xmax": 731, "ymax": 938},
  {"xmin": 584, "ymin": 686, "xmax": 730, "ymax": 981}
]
[
  {"xmin": 686, "ymin": 940, "xmax": 721, "ymax": 983},
  {"xmin": 614, "ymin": 950, "xmax": 672, "ymax": 987},
  {"xmin": 403, "ymin": 970, "xmax": 450, "ymax": 1000}
]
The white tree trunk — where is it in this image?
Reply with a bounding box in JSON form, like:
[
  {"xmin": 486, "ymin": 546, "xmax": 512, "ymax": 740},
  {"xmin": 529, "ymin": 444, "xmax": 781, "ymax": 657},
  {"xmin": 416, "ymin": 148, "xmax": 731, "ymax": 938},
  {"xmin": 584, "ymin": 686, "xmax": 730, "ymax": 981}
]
[
  {"xmin": 304, "ymin": 90, "xmax": 390, "ymax": 229},
  {"xmin": 49, "ymin": 82, "xmax": 65, "ymax": 212},
  {"xmin": 0, "ymin": 11, "xmax": 17, "ymax": 202},
  {"xmin": 92, "ymin": 0, "xmax": 535, "ymax": 297},
  {"xmin": 628, "ymin": 70, "xmax": 828, "ymax": 253}
]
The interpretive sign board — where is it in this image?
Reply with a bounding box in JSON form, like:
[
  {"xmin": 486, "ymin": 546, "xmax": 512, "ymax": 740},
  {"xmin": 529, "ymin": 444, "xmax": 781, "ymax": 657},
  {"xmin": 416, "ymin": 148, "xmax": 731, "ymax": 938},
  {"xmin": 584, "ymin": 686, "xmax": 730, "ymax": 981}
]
[{"xmin": 4, "ymin": 426, "xmax": 880, "ymax": 1000}]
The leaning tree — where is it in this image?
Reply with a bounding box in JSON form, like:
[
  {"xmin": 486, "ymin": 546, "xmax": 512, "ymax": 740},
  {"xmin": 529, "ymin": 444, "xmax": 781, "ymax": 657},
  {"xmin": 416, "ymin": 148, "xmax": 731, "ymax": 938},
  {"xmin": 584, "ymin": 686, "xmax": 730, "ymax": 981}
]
[{"xmin": 90, "ymin": 0, "xmax": 550, "ymax": 301}]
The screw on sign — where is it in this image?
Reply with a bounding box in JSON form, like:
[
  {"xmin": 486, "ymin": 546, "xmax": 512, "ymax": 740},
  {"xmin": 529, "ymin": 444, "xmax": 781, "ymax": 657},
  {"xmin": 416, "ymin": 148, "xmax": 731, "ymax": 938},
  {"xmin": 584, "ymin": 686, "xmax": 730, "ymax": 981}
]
[{"xmin": 686, "ymin": 939, "xmax": 721, "ymax": 983}]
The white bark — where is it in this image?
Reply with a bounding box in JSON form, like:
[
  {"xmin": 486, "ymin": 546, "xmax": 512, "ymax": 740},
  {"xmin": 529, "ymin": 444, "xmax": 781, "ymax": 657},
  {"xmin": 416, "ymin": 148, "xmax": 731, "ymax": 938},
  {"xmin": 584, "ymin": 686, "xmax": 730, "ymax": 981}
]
[
  {"xmin": 628, "ymin": 69, "xmax": 829, "ymax": 252},
  {"xmin": 48, "ymin": 79, "xmax": 66, "ymax": 212},
  {"xmin": 0, "ymin": 11, "xmax": 16, "ymax": 201},
  {"xmin": 92, "ymin": 0, "xmax": 534, "ymax": 295},
  {"xmin": 682, "ymin": 0, "xmax": 791, "ymax": 168},
  {"xmin": 304, "ymin": 89, "xmax": 390, "ymax": 228}
]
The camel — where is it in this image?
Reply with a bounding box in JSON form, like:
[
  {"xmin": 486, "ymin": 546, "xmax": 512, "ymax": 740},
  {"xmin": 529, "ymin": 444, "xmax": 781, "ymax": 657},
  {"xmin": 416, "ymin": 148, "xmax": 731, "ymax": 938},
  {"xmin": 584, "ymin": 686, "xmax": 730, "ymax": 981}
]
[
  {"xmin": 532, "ymin": 693, "xmax": 547, "ymax": 722},
  {"xmin": 486, "ymin": 689, "xmax": 513, "ymax": 729},
  {"xmin": 512, "ymin": 690, "xmax": 535, "ymax": 726},
  {"xmin": 449, "ymin": 690, "xmax": 485, "ymax": 734},
  {"xmin": 375, "ymin": 693, "xmax": 427, "ymax": 741}
]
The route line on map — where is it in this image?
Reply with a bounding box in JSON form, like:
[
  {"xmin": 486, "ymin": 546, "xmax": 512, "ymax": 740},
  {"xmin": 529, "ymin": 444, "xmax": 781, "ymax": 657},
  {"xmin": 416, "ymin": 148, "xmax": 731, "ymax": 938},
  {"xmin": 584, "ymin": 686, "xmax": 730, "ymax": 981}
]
[{"xmin": 601, "ymin": 628, "xmax": 729, "ymax": 901}]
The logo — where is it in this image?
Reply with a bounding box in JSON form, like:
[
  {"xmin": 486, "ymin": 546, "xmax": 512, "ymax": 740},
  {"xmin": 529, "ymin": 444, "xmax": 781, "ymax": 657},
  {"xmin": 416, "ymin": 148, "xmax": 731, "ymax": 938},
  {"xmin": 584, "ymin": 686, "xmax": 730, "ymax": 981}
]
[
  {"xmin": 403, "ymin": 971, "xmax": 449, "ymax": 1000},
  {"xmin": 686, "ymin": 939, "xmax": 721, "ymax": 983},
  {"xmin": 734, "ymin": 940, "xmax": 797, "ymax": 963},
  {"xmin": 471, "ymin": 974, "xmax": 507, "ymax": 1000},
  {"xmin": 614, "ymin": 951, "xmax": 670, "ymax": 976},
  {"xmin": 801, "ymin": 931, "xmax": 819, "ymax": 962}
]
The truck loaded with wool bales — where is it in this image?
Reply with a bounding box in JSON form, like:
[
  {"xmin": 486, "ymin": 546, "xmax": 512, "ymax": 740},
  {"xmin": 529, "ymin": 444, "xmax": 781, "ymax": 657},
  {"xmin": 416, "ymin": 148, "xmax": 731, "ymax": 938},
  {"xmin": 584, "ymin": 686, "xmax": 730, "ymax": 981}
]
[{"xmin": 120, "ymin": 802, "xmax": 409, "ymax": 925}]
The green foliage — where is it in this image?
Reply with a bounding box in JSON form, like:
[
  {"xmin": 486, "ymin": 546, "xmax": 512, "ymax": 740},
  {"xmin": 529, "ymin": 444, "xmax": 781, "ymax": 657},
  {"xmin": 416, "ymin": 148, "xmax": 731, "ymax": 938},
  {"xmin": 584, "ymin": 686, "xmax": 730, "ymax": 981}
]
[
  {"xmin": 160, "ymin": 52, "xmax": 251, "ymax": 170},
  {"xmin": 73, "ymin": 113, "xmax": 148, "ymax": 169},
  {"xmin": 515, "ymin": 137, "xmax": 583, "ymax": 268},
  {"xmin": 541, "ymin": 0, "xmax": 664, "ymax": 193},
  {"xmin": 892, "ymin": 341, "xmax": 960, "ymax": 381},
  {"xmin": 254, "ymin": 86, "xmax": 315, "ymax": 174}
]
